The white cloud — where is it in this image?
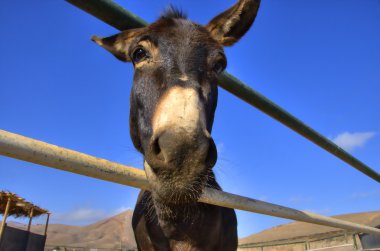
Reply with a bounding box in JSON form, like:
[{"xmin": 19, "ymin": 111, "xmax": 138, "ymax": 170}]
[
  {"xmin": 351, "ymin": 190, "xmax": 380, "ymax": 199},
  {"xmin": 112, "ymin": 206, "xmax": 133, "ymax": 215},
  {"xmin": 216, "ymin": 142, "xmax": 226, "ymax": 155},
  {"xmin": 289, "ymin": 196, "xmax": 313, "ymax": 204},
  {"xmin": 331, "ymin": 131, "xmax": 376, "ymax": 151},
  {"xmin": 52, "ymin": 208, "xmax": 108, "ymax": 223},
  {"xmin": 51, "ymin": 206, "xmax": 132, "ymax": 225}
]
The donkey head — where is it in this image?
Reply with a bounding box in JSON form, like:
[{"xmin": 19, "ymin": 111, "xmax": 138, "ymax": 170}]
[{"xmin": 93, "ymin": 0, "xmax": 260, "ymax": 206}]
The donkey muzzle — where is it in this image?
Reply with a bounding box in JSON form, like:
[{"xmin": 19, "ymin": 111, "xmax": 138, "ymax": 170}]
[{"xmin": 146, "ymin": 128, "xmax": 217, "ymax": 172}]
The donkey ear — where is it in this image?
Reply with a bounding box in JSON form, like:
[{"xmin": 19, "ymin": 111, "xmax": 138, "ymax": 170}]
[
  {"xmin": 91, "ymin": 29, "xmax": 141, "ymax": 62},
  {"xmin": 206, "ymin": 0, "xmax": 260, "ymax": 46}
]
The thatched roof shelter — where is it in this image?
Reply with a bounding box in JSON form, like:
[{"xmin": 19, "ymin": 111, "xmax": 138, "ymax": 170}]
[{"xmin": 0, "ymin": 191, "xmax": 48, "ymax": 218}]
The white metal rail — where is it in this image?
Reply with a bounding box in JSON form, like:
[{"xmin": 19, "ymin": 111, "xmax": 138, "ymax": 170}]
[{"xmin": 1, "ymin": 129, "xmax": 379, "ymax": 236}]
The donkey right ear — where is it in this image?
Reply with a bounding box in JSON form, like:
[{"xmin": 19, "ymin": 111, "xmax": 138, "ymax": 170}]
[
  {"xmin": 91, "ymin": 29, "xmax": 141, "ymax": 62},
  {"xmin": 206, "ymin": 0, "xmax": 260, "ymax": 46}
]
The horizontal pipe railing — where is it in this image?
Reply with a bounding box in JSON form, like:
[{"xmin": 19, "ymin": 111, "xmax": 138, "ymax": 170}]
[
  {"xmin": 66, "ymin": 0, "xmax": 380, "ymax": 183},
  {"xmin": 1, "ymin": 129, "xmax": 379, "ymax": 235}
]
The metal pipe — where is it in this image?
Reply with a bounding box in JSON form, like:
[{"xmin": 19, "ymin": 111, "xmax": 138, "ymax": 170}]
[
  {"xmin": 0, "ymin": 197, "xmax": 11, "ymax": 241},
  {"xmin": 218, "ymin": 73, "xmax": 380, "ymax": 183},
  {"xmin": 27, "ymin": 207, "xmax": 34, "ymax": 232},
  {"xmin": 44, "ymin": 213, "xmax": 50, "ymax": 236},
  {"xmin": 66, "ymin": 0, "xmax": 147, "ymax": 30},
  {"xmin": 1, "ymin": 129, "xmax": 380, "ymax": 235},
  {"xmin": 0, "ymin": 130, "xmax": 147, "ymax": 190},
  {"xmin": 199, "ymin": 188, "xmax": 380, "ymax": 235},
  {"xmin": 65, "ymin": 0, "xmax": 380, "ymax": 183}
]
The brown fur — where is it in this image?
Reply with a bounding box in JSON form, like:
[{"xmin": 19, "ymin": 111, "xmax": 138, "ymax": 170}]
[{"xmin": 92, "ymin": 1, "xmax": 261, "ymax": 250}]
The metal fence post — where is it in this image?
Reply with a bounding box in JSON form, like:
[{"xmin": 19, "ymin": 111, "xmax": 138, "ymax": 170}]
[
  {"xmin": 353, "ymin": 234, "xmax": 358, "ymax": 250},
  {"xmin": 27, "ymin": 207, "xmax": 34, "ymax": 232},
  {"xmin": 44, "ymin": 213, "xmax": 50, "ymax": 236}
]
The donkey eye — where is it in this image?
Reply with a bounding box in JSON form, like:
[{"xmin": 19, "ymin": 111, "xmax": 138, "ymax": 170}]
[
  {"xmin": 132, "ymin": 48, "xmax": 148, "ymax": 63},
  {"xmin": 213, "ymin": 60, "xmax": 226, "ymax": 74}
]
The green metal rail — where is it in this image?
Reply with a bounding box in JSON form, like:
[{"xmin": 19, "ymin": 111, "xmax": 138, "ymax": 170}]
[{"xmin": 66, "ymin": 0, "xmax": 380, "ymax": 183}]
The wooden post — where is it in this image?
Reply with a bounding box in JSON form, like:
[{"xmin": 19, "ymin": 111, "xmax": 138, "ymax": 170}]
[
  {"xmin": 0, "ymin": 197, "xmax": 12, "ymax": 241},
  {"xmin": 27, "ymin": 207, "xmax": 34, "ymax": 232},
  {"xmin": 44, "ymin": 213, "xmax": 50, "ymax": 236},
  {"xmin": 353, "ymin": 233, "xmax": 363, "ymax": 250},
  {"xmin": 344, "ymin": 231, "xmax": 348, "ymax": 243},
  {"xmin": 306, "ymin": 240, "xmax": 310, "ymax": 250}
]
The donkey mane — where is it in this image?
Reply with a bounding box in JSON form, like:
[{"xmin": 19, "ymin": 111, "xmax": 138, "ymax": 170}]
[{"xmin": 161, "ymin": 5, "xmax": 187, "ymax": 20}]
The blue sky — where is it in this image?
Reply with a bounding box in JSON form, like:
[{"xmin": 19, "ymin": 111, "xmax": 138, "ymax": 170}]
[{"xmin": 1, "ymin": 0, "xmax": 379, "ymax": 238}]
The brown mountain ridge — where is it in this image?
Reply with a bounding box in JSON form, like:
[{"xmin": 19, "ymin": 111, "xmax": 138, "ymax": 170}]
[
  {"xmin": 9, "ymin": 210, "xmax": 136, "ymax": 249},
  {"xmin": 5, "ymin": 210, "xmax": 380, "ymax": 249},
  {"xmin": 239, "ymin": 210, "xmax": 380, "ymax": 246}
]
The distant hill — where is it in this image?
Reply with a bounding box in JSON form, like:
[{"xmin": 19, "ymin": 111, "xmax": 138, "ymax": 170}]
[
  {"xmin": 8, "ymin": 210, "xmax": 136, "ymax": 249},
  {"xmin": 5, "ymin": 210, "xmax": 380, "ymax": 249},
  {"xmin": 239, "ymin": 211, "xmax": 380, "ymax": 246}
]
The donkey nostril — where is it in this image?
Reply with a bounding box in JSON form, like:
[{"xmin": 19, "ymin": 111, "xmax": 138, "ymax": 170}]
[
  {"xmin": 152, "ymin": 138, "xmax": 161, "ymax": 155},
  {"xmin": 151, "ymin": 138, "xmax": 164, "ymax": 161},
  {"xmin": 148, "ymin": 131, "xmax": 217, "ymax": 169}
]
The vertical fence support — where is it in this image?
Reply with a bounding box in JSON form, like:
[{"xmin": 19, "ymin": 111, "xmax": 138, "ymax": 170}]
[
  {"xmin": 344, "ymin": 231, "xmax": 348, "ymax": 244},
  {"xmin": 0, "ymin": 197, "xmax": 12, "ymax": 241},
  {"xmin": 27, "ymin": 207, "xmax": 34, "ymax": 232},
  {"xmin": 44, "ymin": 213, "xmax": 50, "ymax": 236},
  {"xmin": 353, "ymin": 234, "xmax": 359, "ymax": 250}
]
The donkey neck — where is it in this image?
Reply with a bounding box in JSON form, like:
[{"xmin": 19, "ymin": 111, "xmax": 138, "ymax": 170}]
[{"xmin": 150, "ymin": 171, "xmax": 221, "ymax": 235}]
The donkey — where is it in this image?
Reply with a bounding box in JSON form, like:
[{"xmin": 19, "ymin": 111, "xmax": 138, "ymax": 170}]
[{"xmin": 92, "ymin": 0, "xmax": 260, "ymax": 250}]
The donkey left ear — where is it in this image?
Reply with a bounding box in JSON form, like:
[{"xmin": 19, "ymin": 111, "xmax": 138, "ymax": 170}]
[
  {"xmin": 206, "ymin": 0, "xmax": 260, "ymax": 46},
  {"xmin": 91, "ymin": 29, "xmax": 142, "ymax": 62}
]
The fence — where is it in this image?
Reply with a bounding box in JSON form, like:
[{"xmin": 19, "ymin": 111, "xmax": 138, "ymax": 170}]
[
  {"xmin": 238, "ymin": 232, "xmax": 360, "ymax": 251},
  {"xmin": 44, "ymin": 246, "xmax": 137, "ymax": 251},
  {"xmin": 1, "ymin": 0, "xmax": 380, "ymax": 246},
  {"xmin": 65, "ymin": 0, "xmax": 380, "ymax": 184},
  {"xmin": 1, "ymin": 130, "xmax": 380, "ymax": 236}
]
